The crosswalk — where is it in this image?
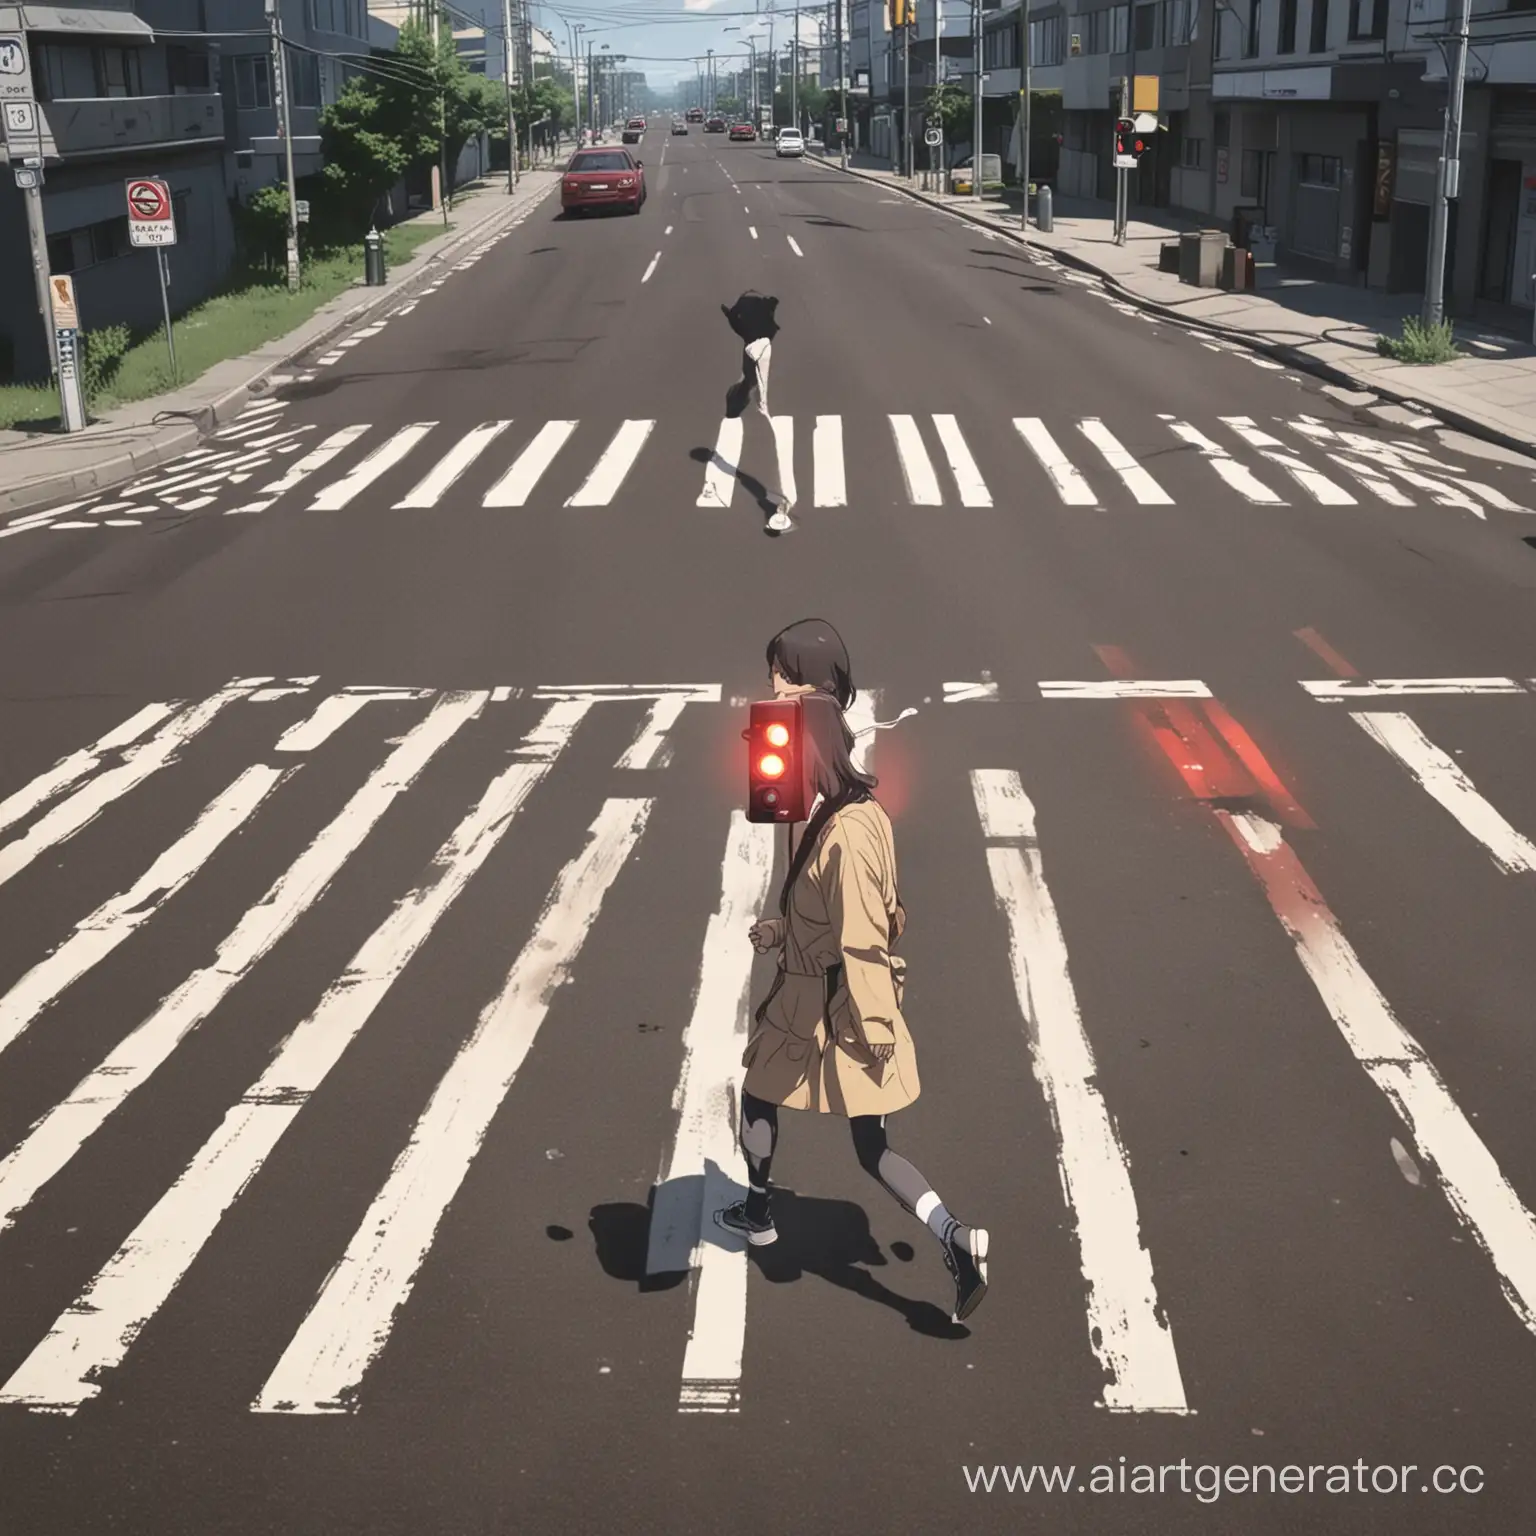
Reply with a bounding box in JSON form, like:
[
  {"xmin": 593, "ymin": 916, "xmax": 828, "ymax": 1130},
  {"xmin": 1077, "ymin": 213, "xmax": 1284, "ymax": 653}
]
[
  {"xmin": 7, "ymin": 397, "xmax": 1531, "ymax": 536},
  {"xmin": 3, "ymin": 673, "xmax": 1536, "ymax": 1419}
]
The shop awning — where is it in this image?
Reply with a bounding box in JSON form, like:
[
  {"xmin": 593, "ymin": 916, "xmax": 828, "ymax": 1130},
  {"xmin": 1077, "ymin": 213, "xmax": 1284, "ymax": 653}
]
[{"xmin": 22, "ymin": 5, "xmax": 153, "ymax": 38}]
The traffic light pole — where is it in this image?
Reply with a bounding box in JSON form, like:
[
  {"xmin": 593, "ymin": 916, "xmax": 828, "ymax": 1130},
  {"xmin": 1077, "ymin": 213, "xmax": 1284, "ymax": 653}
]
[{"xmin": 1114, "ymin": 74, "xmax": 1128, "ymax": 245}]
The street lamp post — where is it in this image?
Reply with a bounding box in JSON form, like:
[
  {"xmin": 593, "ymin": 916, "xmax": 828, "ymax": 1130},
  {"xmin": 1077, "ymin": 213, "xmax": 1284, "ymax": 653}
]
[
  {"xmin": 1423, "ymin": 0, "xmax": 1472, "ymax": 329},
  {"xmin": 971, "ymin": 0, "xmax": 982, "ymax": 203}
]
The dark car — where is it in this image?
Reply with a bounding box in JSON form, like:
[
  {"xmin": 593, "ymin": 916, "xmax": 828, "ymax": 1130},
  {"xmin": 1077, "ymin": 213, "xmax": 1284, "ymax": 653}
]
[
  {"xmin": 728, "ymin": 122, "xmax": 756, "ymax": 141},
  {"xmin": 621, "ymin": 116, "xmax": 645, "ymax": 144},
  {"xmin": 705, "ymin": 116, "xmax": 726, "ymax": 133},
  {"xmin": 561, "ymin": 148, "xmax": 646, "ymax": 216}
]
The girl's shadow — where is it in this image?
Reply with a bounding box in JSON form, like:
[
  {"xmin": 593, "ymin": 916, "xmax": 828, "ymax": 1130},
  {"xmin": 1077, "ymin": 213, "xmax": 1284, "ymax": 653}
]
[
  {"xmin": 688, "ymin": 445, "xmax": 780, "ymax": 520},
  {"xmin": 587, "ymin": 1183, "xmax": 967, "ymax": 1340}
]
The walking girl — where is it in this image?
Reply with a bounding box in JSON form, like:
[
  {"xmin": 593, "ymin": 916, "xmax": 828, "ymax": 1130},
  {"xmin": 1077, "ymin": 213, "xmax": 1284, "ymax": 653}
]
[
  {"xmin": 721, "ymin": 291, "xmax": 795, "ymax": 534},
  {"xmin": 714, "ymin": 620, "xmax": 989, "ymax": 1323}
]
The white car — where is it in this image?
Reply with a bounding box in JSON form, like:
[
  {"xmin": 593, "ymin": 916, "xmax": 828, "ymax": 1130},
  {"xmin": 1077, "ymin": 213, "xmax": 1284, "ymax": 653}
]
[{"xmin": 776, "ymin": 128, "xmax": 805, "ymax": 158}]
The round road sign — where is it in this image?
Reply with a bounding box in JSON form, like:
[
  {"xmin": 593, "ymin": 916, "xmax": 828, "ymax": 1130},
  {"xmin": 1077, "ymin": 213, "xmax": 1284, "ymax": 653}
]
[
  {"xmin": 924, "ymin": 126, "xmax": 942, "ymax": 146},
  {"xmin": 127, "ymin": 179, "xmax": 170, "ymax": 221}
]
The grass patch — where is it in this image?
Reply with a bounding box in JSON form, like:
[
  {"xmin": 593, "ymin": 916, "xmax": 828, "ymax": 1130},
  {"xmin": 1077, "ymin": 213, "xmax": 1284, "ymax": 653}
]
[
  {"xmin": 0, "ymin": 219, "xmax": 446, "ymax": 432},
  {"xmin": 1376, "ymin": 317, "xmax": 1461, "ymax": 365}
]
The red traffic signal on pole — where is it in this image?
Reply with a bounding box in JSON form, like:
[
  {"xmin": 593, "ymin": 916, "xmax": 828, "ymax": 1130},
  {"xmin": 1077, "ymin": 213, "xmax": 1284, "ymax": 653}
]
[
  {"xmin": 1115, "ymin": 117, "xmax": 1137, "ymax": 159},
  {"xmin": 744, "ymin": 700, "xmax": 807, "ymax": 823}
]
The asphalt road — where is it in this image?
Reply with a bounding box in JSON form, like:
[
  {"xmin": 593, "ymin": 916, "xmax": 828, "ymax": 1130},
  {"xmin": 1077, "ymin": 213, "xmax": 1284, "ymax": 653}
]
[{"xmin": 3, "ymin": 122, "xmax": 1536, "ymax": 1535}]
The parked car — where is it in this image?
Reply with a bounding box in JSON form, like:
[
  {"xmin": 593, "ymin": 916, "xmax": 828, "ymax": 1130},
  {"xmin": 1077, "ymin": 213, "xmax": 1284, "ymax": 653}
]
[
  {"xmin": 728, "ymin": 122, "xmax": 756, "ymax": 142},
  {"xmin": 622, "ymin": 116, "xmax": 646, "ymax": 144},
  {"xmin": 775, "ymin": 127, "xmax": 804, "ymax": 158},
  {"xmin": 561, "ymin": 148, "xmax": 647, "ymax": 215},
  {"xmin": 672, "ymin": 117, "xmax": 689, "ymax": 135},
  {"xmin": 705, "ymin": 116, "xmax": 726, "ymax": 133}
]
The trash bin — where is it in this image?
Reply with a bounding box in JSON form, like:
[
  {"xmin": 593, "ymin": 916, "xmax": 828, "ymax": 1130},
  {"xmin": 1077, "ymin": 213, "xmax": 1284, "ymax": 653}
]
[
  {"xmin": 364, "ymin": 227, "xmax": 387, "ymax": 286},
  {"xmin": 1036, "ymin": 183, "xmax": 1053, "ymax": 232},
  {"xmin": 1159, "ymin": 239, "xmax": 1180, "ymax": 273},
  {"xmin": 1178, "ymin": 229, "xmax": 1227, "ymax": 288}
]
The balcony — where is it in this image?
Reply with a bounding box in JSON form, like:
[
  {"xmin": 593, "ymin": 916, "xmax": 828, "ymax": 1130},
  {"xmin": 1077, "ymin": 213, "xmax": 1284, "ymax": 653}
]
[{"xmin": 21, "ymin": 94, "xmax": 224, "ymax": 161}]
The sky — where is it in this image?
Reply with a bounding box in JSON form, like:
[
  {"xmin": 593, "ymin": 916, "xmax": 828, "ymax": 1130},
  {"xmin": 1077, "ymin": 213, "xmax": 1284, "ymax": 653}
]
[{"xmin": 526, "ymin": 0, "xmax": 833, "ymax": 91}]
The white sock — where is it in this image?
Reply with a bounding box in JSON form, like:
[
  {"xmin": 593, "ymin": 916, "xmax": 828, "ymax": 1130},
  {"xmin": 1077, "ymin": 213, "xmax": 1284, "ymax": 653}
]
[{"xmin": 915, "ymin": 1192, "xmax": 958, "ymax": 1243}]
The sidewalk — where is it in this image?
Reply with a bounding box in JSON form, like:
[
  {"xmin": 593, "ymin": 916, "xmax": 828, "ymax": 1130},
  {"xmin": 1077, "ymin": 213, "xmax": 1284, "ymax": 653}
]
[
  {"xmin": 811, "ymin": 152, "xmax": 1536, "ymax": 453},
  {"xmin": 0, "ymin": 170, "xmax": 560, "ymax": 518}
]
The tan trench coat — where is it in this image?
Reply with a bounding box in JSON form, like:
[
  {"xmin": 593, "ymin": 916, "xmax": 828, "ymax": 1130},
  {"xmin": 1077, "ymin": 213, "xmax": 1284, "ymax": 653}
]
[{"xmin": 742, "ymin": 797, "xmax": 920, "ymax": 1117}]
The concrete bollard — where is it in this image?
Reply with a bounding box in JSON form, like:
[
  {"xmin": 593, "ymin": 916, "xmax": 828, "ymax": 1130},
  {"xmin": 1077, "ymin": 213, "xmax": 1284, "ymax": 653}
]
[{"xmin": 1037, "ymin": 183, "xmax": 1053, "ymax": 233}]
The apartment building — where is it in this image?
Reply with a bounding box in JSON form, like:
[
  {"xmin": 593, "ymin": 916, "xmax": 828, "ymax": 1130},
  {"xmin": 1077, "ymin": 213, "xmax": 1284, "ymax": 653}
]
[{"xmin": 0, "ymin": 0, "xmax": 234, "ymax": 381}]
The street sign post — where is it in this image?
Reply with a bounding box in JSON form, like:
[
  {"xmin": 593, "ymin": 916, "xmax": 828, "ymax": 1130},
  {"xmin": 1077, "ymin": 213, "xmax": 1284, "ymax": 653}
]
[
  {"xmin": 48, "ymin": 274, "xmax": 85, "ymax": 432},
  {"xmin": 924, "ymin": 125, "xmax": 941, "ymax": 146},
  {"xmin": 294, "ymin": 198, "xmax": 310, "ymax": 223},
  {"xmin": 126, "ymin": 179, "xmax": 178, "ymax": 380},
  {"xmin": 1, "ymin": 23, "xmax": 62, "ymax": 383},
  {"xmin": 126, "ymin": 176, "xmax": 176, "ymax": 245}
]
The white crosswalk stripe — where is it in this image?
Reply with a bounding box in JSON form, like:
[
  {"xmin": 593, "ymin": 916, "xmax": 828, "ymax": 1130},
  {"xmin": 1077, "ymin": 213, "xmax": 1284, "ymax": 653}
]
[
  {"xmin": 394, "ymin": 421, "xmax": 513, "ymax": 508},
  {"xmin": 2, "ymin": 679, "xmax": 1536, "ymax": 1419},
  {"xmin": 1164, "ymin": 418, "xmax": 1284, "ymax": 504},
  {"xmin": 1078, "ymin": 419, "xmax": 1172, "ymax": 505},
  {"xmin": 814, "ymin": 415, "xmax": 846, "ymax": 507},
  {"xmin": 566, "ymin": 420, "xmax": 654, "ymax": 506},
  {"xmin": 889, "ymin": 414, "xmax": 943, "ymax": 505},
  {"xmin": 231, "ymin": 424, "xmax": 373, "ymax": 515},
  {"xmin": 311, "ymin": 424, "xmax": 437, "ymax": 510},
  {"xmin": 1221, "ymin": 416, "xmax": 1356, "ymax": 505},
  {"xmin": 484, "ymin": 420, "xmax": 578, "ymax": 507},
  {"xmin": 932, "ymin": 414, "xmax": 992, "ymax": 507},
  {"xmin": 698, "ymin": 419, "xmax": 744, "ymax": 506},
  {"xmin": 1014, "ymin": 417, "xmax": 1097, "ymax": 505}
]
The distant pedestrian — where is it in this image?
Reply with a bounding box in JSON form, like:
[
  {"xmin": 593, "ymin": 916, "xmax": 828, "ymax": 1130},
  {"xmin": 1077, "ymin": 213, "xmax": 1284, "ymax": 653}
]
[
  {"xmin": 714, "ymin": 622, "xmax": 989, "ymax": 1325},
  {"xmin": 722, "ymin": 292, "xmax": 795, "ymax": 534}
]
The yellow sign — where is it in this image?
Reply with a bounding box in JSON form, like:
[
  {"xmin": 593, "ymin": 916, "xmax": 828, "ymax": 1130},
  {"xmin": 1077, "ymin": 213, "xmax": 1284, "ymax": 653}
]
[
  {"xmin": 1133, "ymin": 75, "xmax": 1160, "ymax": 112},
  {"xmin": 48, "ymin": 273, "xmax": 78, "ymax": 330}
]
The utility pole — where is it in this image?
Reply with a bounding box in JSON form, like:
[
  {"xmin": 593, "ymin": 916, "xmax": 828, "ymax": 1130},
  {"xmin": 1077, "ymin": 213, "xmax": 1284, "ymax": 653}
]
[
  {"xmin": 502, "ymin": 0, "xmax": 518, "ymax": 189},
  {"xmin": 971, "ymin": 0, "xmax": 981, "ymax": 200},
  {"xmin": 1019, "ymin": 0, "xmax": 1030, "ymax": 231},
  {"xmin": 902, "ymin": 8, "xmax": 910, "ymax": 177},
  {"xmin": 1423, "ymin": 0, "xmax": 1472, "ymax": 328},
  {"xmin": 266, "ymin": 0, "xmax": 300, "ymax": 290},
  {"xmin": 837, "ymin": 0, "xmax": 848, "ymax": 167},
  {"xmin": 8, "ymin": 16, "xmax": 61, "ymax": 381},
  {"xmin": 792, "ymin": 6, "xmax": 799, "ymax": 134}
]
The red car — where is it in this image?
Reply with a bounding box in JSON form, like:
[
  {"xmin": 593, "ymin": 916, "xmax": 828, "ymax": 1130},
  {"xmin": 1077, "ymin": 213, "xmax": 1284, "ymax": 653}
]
[
  {"xmin": 561, "ymin": 148, "xmax": 647, "ymax": 215},
  {"xmin": 728, "ymin": 122, "xmax": 756, "ymax": 141}
]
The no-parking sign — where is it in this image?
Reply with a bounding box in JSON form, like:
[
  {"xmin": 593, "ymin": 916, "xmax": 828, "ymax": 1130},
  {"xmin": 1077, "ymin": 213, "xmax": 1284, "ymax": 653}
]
[{"xmin": 125, "ymin": 177, "xmax": 176, "ymax": 246}]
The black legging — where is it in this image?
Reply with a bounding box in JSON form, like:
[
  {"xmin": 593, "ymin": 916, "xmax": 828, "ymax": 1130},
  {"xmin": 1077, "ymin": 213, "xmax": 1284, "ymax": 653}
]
[{"xmin": 741, "ymin": 1091, "xmax": 939, "ymax": 1223}]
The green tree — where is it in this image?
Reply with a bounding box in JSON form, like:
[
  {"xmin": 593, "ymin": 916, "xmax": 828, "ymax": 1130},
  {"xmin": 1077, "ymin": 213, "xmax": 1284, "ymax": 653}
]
[
  {"xmin": 924, "ymin": 81, "xmax": 971, "ymax": 141},
  {"xmin": 319, "ymin": 77, "xmax": 413, "ymax": 231},
  {"xmin": 773, "ymin": 82, "xmax": 826, "ymax": 130},
  {"xmin": 714, "ymin": 93, "xmax": 742, "ymax": 118}
]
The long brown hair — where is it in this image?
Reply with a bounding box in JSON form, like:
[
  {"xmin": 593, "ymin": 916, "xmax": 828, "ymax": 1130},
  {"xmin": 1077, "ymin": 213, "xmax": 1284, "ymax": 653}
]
[{"xmin": 778, "ymin": 693, "xmax": 877, "ymax": 915}]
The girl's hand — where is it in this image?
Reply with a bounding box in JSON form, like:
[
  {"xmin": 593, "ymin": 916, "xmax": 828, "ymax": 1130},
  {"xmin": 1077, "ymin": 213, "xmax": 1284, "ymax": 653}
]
[{"xmin": 749, "ymin": 919, "xmax": 783, "ymax": 953}]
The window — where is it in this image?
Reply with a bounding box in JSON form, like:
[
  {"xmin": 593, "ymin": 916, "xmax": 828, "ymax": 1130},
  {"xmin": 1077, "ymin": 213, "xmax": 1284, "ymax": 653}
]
[
  {"xmin": 985, "ymin": 26, "xmax": 1019, "ymax": 68},
  {"xmin": 1164, "ymin": 0, "xmax": 1191, "ymax": 45},
  {"xmin": 35, "ymin": 44, "xmax": 67, "ymax": 102},
  {"xmin": 1244, "ymin": 0, "xmax": 1261, "ymax": 55},
  {"xmin": 45, "ymin": 216, "xmax": 132, "ymax": 275},
  {"xmin": 93, "ymin": 46, "xmax": 143, "ymax": 97},
  {"xmin": 1310, "ymin": 0, "xmax": 1330, "ymax": 49},
  {"xmin": 1297, "ymin": 151, "xmax": 1341, "ymax": 184},
  {"xmin": 167, "ymin": 45, "xmax": 212, "ymax": 93},
  {"xmin": 289, "ymin": 49, "xmax": 320, "ymax": 106},
  {"xmin": 1112, "ymin": 4, "xmax": 1129, "ymax": 50},
  {"xmin": 234, "ymin": 54, "xmax": 272, "ymax": 110},
  {"xmin": 1027, "ymin": 16, "xmax": 1064, "ymax": 64},
  {"xmin": 1278, "ymin": 0, "xmax": 1297, "ymax": 49},
  {"xmin": 1347, "ymin": 0, "xmax": 1385, "ymax": 38},
  {"xmin": 1214, "ymin": 112, "xmax": 1230, "ymax": 147},
  {"xmin": 1181, "ymin": 135, "xmax": 1204, "ymax": 168},
  {"xmin": 1134, "ymin": 2, "xmax": 1156, "ymax": 47}
]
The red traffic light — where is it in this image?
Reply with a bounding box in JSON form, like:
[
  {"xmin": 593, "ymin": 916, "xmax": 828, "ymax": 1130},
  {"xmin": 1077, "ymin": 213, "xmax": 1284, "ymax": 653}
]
[{"xmin": 745, "ymin": 700, "xmax": 807, "ymax": 822}]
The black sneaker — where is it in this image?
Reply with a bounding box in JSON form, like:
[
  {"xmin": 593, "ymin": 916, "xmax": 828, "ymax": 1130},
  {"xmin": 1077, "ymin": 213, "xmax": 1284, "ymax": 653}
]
[
  {"xmin": 714, "ymin": 1201, "xmax": 778, "ymax": 1246},
  {"xmin": 943, "ymin": 1225, "xmax": 989, "ymax": 1322}
]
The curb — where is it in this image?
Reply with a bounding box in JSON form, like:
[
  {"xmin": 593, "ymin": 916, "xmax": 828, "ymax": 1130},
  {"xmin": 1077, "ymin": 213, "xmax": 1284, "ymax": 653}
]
[
  {"xmin": 1, "ymin": 178, "xmax": 557, "ymax": 519},
  {"xmin": 808, "ymin": 155, "xmax": 1536, "ymax": 461}
]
